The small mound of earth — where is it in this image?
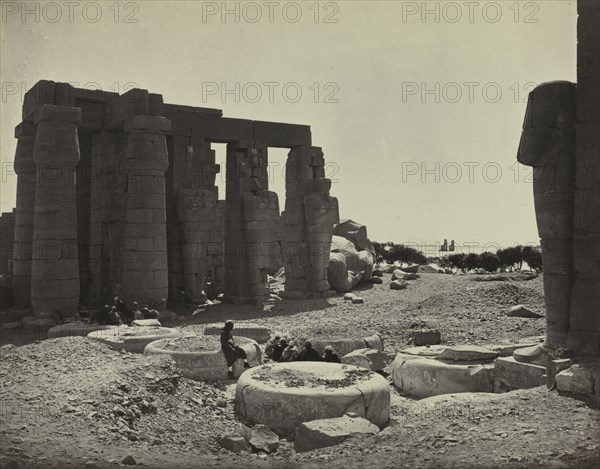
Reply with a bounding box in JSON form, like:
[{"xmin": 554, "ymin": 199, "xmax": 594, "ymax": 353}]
[
  {"xmin": 157, "ymin": 335, "xmax": 253, "ymax": 352},
  {"xmin": 251, "ymin": 363, "xmax": 371, "ymax": 389}
]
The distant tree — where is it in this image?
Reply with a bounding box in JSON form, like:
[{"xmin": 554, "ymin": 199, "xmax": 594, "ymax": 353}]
[
  {"xmin": 447, "ymin": 253, "xmax": 466, "ymax": 272},
  {"xmin": 462, "ymin": 253, "xmax": 481, "ymax": 271},
  {"xmin": 522, "ymin": 245, "xmax": 543, "ymax": 271},
  {"xmin": 496, "ymin": 247, "xmax": 517, "ymax": 271},
  {"xmin": 479, "ymin": 252, "xmax": 501, "ymax": 272}
]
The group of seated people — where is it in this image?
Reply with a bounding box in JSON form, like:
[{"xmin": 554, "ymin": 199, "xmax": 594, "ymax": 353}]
[
  {"xmin": 88, "ymin": 297, "xmax": 161, "ymax": 326},
  {"xmin": 265, "ymin": 336, "xmax": 342, "ymax": 363}
]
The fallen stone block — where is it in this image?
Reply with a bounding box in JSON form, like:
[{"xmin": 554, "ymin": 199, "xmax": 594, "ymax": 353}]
[
  {"xmin": 372, "ymin": 269, "xmax": 383, "ymax": 277},
  {"xmin": 392, "ymin": 354, "xmax": 494, "ymax": 398},
  {"xmin": 343, "ymin": 293, "xmax": 355, "ymax": 301},
  {"xmin": 351, "ymin": 297, "xmax": 364, "ymax": 304},
  {"xmin": 438, "ymin": 345, "xmax": 499, "ymax": 362},
  {"xmin": 341, "ymin": 348, "xmax": 389, "ymax": 371},
  {"xmin": 399, "ymin": 265, "xmax": 420, "ymax": 274},
  {"xmin": 492, "ymin": 356, "xmax": 545, "ymax": 392},
  {"xmin": 295, "ymin": 415, "xmax": 379, "ymax": 452},
  {"xmin": 412, "ymin": 329, "xmax": 441, "ymax": 346},
  {"xmin": 508, "ymin": 305, "xmax": 543, "ymax": 318},
  {"xmin": 402, "ymin": 273, "xmax": 419, "ymax": 280},
  {"xmin": 390, "ymin": 280, "xmax": 408, "ymax": 290},
  {"xmin": 218, "ymin": 435, "xmax": 251, "ymax": 453},
  {"xmin": 391, "ymin": 269, "xmax": 404, "ymax": 280},
  {"xmin": 556, "ymin": 363, "xmax": 600, "ymax": 398},
  {"xmin": 249, "ymin": 424, "xmax": 280, "ymax": 453},
  {"xmin": 370, "ymin": 277, "xmax": 383, "ymax": 284}
]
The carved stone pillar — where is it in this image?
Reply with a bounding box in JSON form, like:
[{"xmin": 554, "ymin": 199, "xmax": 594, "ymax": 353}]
[
  {"xmin": 12, "ymin": 121, "xmax": 37, "ymax": 307},
  {"xmin": 224, "ymin": 141, "xmax": 271, "ymax": 304},
  {"xmin": 120, "ymin": 116, "xmax": 170, "ymax": 308},
  {"xmin": 30, "ymin": 105, "xmax": 82, "ymax": 318}
]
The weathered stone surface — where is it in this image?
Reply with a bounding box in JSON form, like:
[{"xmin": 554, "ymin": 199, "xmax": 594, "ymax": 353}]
[
  {"xmin": 88, "ymin": 326, "xmax": 180, "ymax": 353},
  {"xmin": 47, "ymin": 321, "xmax": 110, "ymax": 339},
  {"xmin": 253, "ymin": 121, "xmax": 311, "ymax": 148},
  {"xmin": 343, "ymin": 293, "xmax": 355, "ymax": 301},
  {"xmin": 391, "ymin": 269, "xmax": 404, "ymax": 280},
  {"xmin": 508, "ymin": 305, "xmax": 543, "ymax": 319},
  {"xmin": 438, "ymin": 346, "xmax": 499, "ymax": 362},
  {"xmin": 341, "ymin": 348, "xmax": 389, "ymax": 371},
  {"xmin": 556, "ymin": 363, "xmax": 599, "ymax": 397},
  {"xmin": 249, "ymin": 425, "xmax": 279, "ymax": 453},
  {"xmin": 203, "ymin": 323, "xmax": 271, "ymax": 343},
  {"xmin": 392, "ymin": 354, "xmax": 494, "ymax": 398},
  {"xmin": 412, "ymin": 329, "xmax": 441, "ymax": 346},
  {"xmin": 351, "ymin": 297, "xmax": 364, "ymax": 304},
  {"xmin": 144, "ymin": 336, "xmax": 261, "ymax": 380},
  {"xmin": 402, "ymin": 273, "xmax": 419, "ymax": 280},
  {"xmin": 512, "ymin": 344, "xmax": 548, "ymax": 366},
  {"xmin": 492, "ymin": 357, "xmax": 545, "ymax": 392},
  {"xmin": 217, "ymin": 435, "xmax": 251, "ymax": 453},
  {"xmin": 234, "ymin": 362, "xmax": 390, "ymax": 435},
  {"xmin": 295, "ymin": 415, "xmax": 379, "ymax": 452}
]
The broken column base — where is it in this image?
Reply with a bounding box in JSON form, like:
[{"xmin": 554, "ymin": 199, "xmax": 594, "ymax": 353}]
[
  {"xmin": 491, "ymin": 357, "xmax": 546, "ymax": 392},
  {"xmin": 555, "ymin": 361, "xmax": 600, "ymax": 402}
]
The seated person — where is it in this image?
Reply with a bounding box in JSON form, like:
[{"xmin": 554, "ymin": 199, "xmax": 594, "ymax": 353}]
[
  {"xmin": 296, "ymin": 341, "xmax": 321, "ymax": 362},
  {"xmin": 265, "ymin": 335, "xmax": 281, "ymax": 359},
  {"xmin": 220, "ymin": 320, "xmax": 249, "ymax": 377},
  {"xmin": 107, "ymin": 306, "xmax": 123, "ymax": 326},
  {"xmin": 322, "ymin": 345, "xmax": 341, "ymax": 363},
  {"xmin": 271, "ymin": 339, "xmax": 287, "ymax": 362},
  {"xmin": 279, "ymin": 340, "xmax": 299, "ymax": 362}
]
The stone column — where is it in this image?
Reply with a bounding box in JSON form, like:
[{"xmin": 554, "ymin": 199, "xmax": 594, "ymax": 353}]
[
  {"xmin": 283, "ymin": 146, "xmax": 338, "ymax": 298},
  {"xmin": 12, "ymin": 121, "xmax": 37, "ymax": 306},
  {"xmin": 120, "ymin": 115, "xmax": 170, "ymax": 309},
  {"xmin": 568, "ymin": 0, "xmax": 600, "ymax": 356},
  {"xmin": 517, "ymin": 81, "xmax": 576, "ymax": 351},
  {"xmin": 30, "ymin": 104, "xmax": 82, "ymax": 319},
  {"xmin": 224, "ymin": 141, "xmax": 271, "ymax": 304}
]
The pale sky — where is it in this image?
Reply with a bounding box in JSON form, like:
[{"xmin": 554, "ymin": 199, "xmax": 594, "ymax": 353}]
[{"xmin": 0, "ymin": 0, "xmax": 577, "ymax": 252}]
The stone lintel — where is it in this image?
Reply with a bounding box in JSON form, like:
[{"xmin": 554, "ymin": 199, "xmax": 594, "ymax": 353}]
[
  {"xmin": 253, "ymin": 121, "xmax": 312, "ymax": 148},
  {"xmin": 34, "ymin": 104, "xmax": 82, "ymax": 124},
  {"xmin": 124, "ymin": 115, "xmax": 171, "ymax": 133}
]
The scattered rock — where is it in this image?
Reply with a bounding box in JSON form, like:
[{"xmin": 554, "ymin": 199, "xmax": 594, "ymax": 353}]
[
  {"xmin": 390, "ymin": 280, "xmax": 408, "ymax": 290},
  {"xmin": 249, "ymin": 425, "xmax": 279, "ymax": 453},
  {"xmin": 413, "ymin": 330, "xmax": 441, "ymax": 346},
  {"xmin": 391, "ymin": 270, "xmax": 404, "ymax": 280},
  {"xmin": 341, "ymin": 348, "xmax": 389, "ymax": 371},
  {"xmin": 351, "ymin": 297, "xmax": 364, "ymax": 304},
  {"xmin": 121, "ymin": 455, "xmax": 137, "ymax": 466},
  {"xmin": 556, "ymin": 364, "xmax": 598, "ymax": 397},
  {"xmin": 218, "ymin": 435, "xmax": 251, "ymax": 453},
  {"xmin": 402, "ymin": 273, "xmax": 419, "ymax": 280},
  {"xmin": 343, "ymin": 293, "xmax": 356, "ymax": 301},
  {"xmin": 295, "ymin": 415, "xmax": 379, "ymax": 452},
  {"xmin": 372, "ymin": 269, "xmax": 383, "ymax": 277},
  {"xmin": 508, "ymin": 305, "xmax": 543, "ymax": 318},
  {"xmin": 399, "ymin": 265, "xmax": 419, "ymax": 274}
]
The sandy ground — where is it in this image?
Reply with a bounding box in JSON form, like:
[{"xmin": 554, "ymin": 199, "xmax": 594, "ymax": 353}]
[{"xmin": 1, "ymin": 272, "xmax": 598, "ymax": 468}]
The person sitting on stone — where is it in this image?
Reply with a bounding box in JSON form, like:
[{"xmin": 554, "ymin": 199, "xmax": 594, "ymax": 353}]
[
  {"xmin": 131, "ymin": 302, "xmax": 144, "ymax": 321},
  {"xmin": 220, "ymin": 320, "xmax": 249, "ymax": 377},
  {"xmin": 322, "ymin": 345, "xmax": 341, "ymax": 363},
  {"xmin": 265, "ymin": 335, "xmax": 281, "ymax": 358},
  {"xmin": 113, "ymin": 296, "xmax": 132, "ymax": 324},
  {"xmin": 296, "ymin": 340, "xmax": 321, "ymax": 362},
  {"xmin": 271, "ymin": 338, "xmax": 287, "ymax": 362},
  {"xmin": 107, "ymin": 306, "xmax": 123, "ymax": 326},
  {"xmin": 279, "ymin": 340, "xmax": 299, "ymax": 362}
]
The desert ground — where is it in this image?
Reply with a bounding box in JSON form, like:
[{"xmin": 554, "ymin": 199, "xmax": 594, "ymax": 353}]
[{"xmin": 1, "ymin": 271, "xmax": 599, "ymax": 469}]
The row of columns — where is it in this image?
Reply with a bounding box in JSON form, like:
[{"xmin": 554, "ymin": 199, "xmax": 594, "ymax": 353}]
[
  {"xmin": 12, "ymin": 105, "xmax": 172, "ymax": 317},
  {"xmin": 12, "ymin": 104, "xmax": 337, "ymax": 310}
]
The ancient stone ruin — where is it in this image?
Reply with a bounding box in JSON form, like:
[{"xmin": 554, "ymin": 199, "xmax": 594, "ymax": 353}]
[
  {"xmin": 517, "ymin": 0, "xmax": 599, "ymax": 362},
  {"xmin": 6, "ymin": 81, "xmax": 339, "ymax": 319}
]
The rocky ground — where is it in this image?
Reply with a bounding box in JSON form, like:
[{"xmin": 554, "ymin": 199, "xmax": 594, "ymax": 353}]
[{"xmin": 1, "ymin": 272, "xmax": 598, "ymax": 468}]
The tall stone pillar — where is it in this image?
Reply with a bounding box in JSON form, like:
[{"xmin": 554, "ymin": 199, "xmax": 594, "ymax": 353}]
[
  {"xmin": 224, "ymin": 141, "xmax": 272, "ymax": 304},
  {"xmin": 120, "ymin": 116, "xmax": 170, "ymax": 308},
  {"xmin": 12, "ymin": 121, "xmax": 37, "ymax": 307},
  {"xmin": 30, "ymin": 105, "xmax": 82, "ymax": 318},
  {"xmin": 517, "ymin": 81, "xmax": 577, "ymax": 351},
  {"xmin": 568, "ymin": 0, "xmax": 600, "ymax": 356},
  {"xmin": 283, "ymin": 146, "xmax": 338, "ymax": 298}
]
